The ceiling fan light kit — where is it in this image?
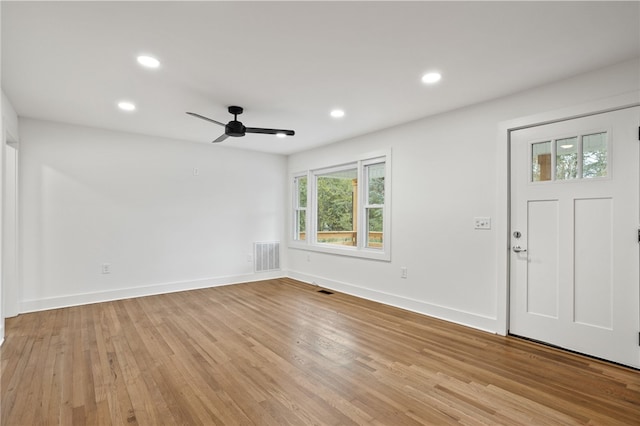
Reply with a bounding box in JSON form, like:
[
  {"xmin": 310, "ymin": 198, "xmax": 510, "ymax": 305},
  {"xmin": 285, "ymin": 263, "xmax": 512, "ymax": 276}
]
[{"xmin": 187, "ymin": 106, "xmax": 295, "ymax": 143}]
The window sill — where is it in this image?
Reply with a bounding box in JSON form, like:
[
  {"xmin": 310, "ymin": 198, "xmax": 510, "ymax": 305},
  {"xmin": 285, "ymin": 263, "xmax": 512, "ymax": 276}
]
[{"xmin": 288, "ymin": 241, "xmax": 391, "ymax": 261}]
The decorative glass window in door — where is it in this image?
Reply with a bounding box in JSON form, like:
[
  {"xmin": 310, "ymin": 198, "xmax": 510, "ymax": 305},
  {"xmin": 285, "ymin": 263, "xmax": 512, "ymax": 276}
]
[{"xmin": 531, "ymin": 132, "xmax": 607, "ymax": 182}]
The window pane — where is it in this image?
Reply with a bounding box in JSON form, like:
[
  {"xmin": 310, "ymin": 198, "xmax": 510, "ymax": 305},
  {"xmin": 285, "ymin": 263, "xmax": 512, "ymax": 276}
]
[
  {"xmin": 582, "ymin": 132, "xmax": 607, "ymax": 178},
  {"xmin": 316, "ymin": 168, "xmax": 357, "ymax": 246},
  {"xmin": 293, "ymin": 176, "xmax": 307, "ymax": 241},
  {"xmin": 556, "ymin": 137, "xmax": 578, "ymax": 180},
  {"xmin": 296, "ymin": 176, "xmax": 307, "ymax": 208},
  {"xmin": 532, "ymin": 141, "xmax": 552, "ymax": 182},
  {"xmin": 367, "ymin": 163, "xmax": 385, "ymax": 205},
  {"xmin": 367, "ymin": 208, "xmax": 383, "ymax": 248},
  {"xmin": 296, "ymin": 210, "xmax": 306, "ymax": 240}
]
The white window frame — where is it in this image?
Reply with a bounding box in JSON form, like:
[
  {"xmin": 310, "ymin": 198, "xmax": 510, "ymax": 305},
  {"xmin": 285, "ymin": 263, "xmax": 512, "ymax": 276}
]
[
  {"xmin": 292, "ymin": 175, "xmax": 307, "ymax": 242},
  {"xmin": 362, "ymin": 159, "xmax": 385, "ymax": 250},
  {"xmin": 290, "ymin": 150, "xmax": 391, "ymax": 261}
]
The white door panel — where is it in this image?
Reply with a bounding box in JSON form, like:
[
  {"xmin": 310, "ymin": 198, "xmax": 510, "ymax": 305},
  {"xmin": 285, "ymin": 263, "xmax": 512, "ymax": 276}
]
[{"xmin": 510, "ymin": 106, "xmax": 639, "ymax": 368}]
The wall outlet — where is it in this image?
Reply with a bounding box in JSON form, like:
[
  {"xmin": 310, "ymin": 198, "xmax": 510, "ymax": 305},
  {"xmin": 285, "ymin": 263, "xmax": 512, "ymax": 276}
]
[
  {"xmin": 193, "ymin": 168, "xmax": 199, "ymax": 176},
  {"xmin": 101, "ymin": 263, "xmax": 111, "ymax": 274},
  {"xmin": 400, "ymin": 267, "xmax": 408, "ymax": 279},
  {"xmin": 247, "ymin": 254, "xmax": 253, "ymax": 263},
  {"xmin": 474, "ymin": 217, "xmax": 491, "ymax": 230}
]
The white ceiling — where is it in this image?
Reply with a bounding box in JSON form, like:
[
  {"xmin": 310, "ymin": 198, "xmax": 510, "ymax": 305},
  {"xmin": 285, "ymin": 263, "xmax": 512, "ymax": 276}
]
[{"xmin": 2, "ymin": 1, "xmax": 639, "ymax": 155}]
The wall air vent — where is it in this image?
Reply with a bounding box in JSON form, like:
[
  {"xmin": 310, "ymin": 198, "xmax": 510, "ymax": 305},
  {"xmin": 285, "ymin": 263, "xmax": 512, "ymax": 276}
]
[{"xmin": 254, "ymin": 241, "xmax": 280, "ymax": 272}]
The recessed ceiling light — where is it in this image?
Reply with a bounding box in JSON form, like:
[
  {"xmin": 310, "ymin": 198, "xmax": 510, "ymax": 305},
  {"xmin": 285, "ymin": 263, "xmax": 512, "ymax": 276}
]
[
  {"xmin": 137, "ymin": 55, "xmax": 160, "ymax": 68},
  {"xmin": 421, "ymin": 72, "xmax": 442, "ymax": 84},
  {"xmin": 117, "ymin": 101, "xmax": 136, "ymax": 111},
  {"xmin": 330, "ymin": 109, "xmax": 345, "ymax": 118}
]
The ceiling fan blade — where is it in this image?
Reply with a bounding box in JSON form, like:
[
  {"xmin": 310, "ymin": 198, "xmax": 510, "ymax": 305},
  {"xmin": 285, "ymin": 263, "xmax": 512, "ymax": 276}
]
[
  {"xmin": 245, "ymin": 127, "xmax": 295, "ymax": 136},
  {"xmin": 212, "ymin": 133, "xmax": 229, "ymax": 143},
  {"xmin": 186, "ymin": 112, "xmax": 226, "ymax": 127}
]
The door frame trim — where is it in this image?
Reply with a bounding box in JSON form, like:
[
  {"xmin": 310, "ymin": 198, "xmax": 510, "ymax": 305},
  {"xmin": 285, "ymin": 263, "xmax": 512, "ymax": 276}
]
[{"xmin": 496, "ymin": 90, "xmax": 640, "ymax": 335}]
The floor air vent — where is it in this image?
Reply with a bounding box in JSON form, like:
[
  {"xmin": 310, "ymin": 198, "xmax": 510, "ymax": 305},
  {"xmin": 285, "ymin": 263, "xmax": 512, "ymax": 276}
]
[
  {"xmin": 317, "ymin": 289, "xmax": 334, "ymax": 295},
  {"xmin": 254, "ymin": 241, "xmax": 280, "ymax": 272}
]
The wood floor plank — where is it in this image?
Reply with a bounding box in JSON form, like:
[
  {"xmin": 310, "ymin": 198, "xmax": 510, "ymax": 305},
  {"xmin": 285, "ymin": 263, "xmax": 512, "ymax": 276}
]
[{"xmin": 1, "ymin": 278, "xmax": 639, "ymax": 425}]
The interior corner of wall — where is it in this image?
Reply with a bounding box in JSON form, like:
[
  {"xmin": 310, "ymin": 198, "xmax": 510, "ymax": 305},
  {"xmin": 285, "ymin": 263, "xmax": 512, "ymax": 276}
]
[{"xmin": 1, "ymin": 91, "xmax": 20, "ymax": 142}]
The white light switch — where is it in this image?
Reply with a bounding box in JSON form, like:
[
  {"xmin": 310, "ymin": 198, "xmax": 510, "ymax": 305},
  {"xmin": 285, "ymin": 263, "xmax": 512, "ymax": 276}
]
[
  {"xmin": 474, "ymin": 217, "xmax": 491, "ymax": 230},
  {"xmin": 400, "ymin": 267, "xmax": 408, "ymax": 278}
]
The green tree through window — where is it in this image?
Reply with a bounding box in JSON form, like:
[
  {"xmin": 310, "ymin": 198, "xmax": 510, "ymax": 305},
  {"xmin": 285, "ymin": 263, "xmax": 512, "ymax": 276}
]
[
  {"xmin": 365, "ymin": 162, "xmax": 384, "ymax": 247},
  {"xmin": 317, "ymin": 169, "xmax": 356, "ymax": 246}
]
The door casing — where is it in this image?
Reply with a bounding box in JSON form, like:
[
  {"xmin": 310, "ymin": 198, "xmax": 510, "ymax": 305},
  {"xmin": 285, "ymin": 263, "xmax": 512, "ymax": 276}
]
[{"xmin": 496, "ymin": 91, "xmax": 640, "ymax": 336}]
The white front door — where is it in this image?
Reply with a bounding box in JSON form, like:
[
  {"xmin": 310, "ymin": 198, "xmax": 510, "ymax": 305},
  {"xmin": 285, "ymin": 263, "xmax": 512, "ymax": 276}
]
[{"xmin": 510, "ymin": 106, "xmax": 640, "ymax": 368}]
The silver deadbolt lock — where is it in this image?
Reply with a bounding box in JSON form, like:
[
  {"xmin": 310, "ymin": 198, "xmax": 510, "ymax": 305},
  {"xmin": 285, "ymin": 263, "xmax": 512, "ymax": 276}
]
[{"xmin": 513, "ymin": 231, "xmax": 522, "ymax": 239}]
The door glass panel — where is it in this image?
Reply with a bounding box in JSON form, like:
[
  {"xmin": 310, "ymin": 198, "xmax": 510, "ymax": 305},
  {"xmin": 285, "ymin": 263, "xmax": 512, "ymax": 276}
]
[
  {"xmin": 582, "ymin": 132, "xmax": 607, "ymax": 178},
  {"xmin": 532, "ymin": 141, "xmax": 551, "ymax": 182},
  {"xmin": 556, "ymin": 137, "xmax": 578, "ymax": 180}
]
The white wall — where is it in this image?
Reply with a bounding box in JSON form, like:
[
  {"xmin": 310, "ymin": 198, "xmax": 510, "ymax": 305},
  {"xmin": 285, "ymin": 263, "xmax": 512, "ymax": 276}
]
[
  {"xmin": 287, "ymin": 58, "xmax": 640, "ymax": 333},
  {"xmin": 2, "ymin": 92, "xmax": 19, "ymax": 142},
  {"xmin": 0, "ymin": 91, "xmax": 3, "ymax": 343},
  {"xmin": 3, "ymin": 143, "xmax": 18, "ymax": 318},
  {"xmin": 2, "ymin": 92, "xmax": 20, "ymax": 323},
  {"xmin": 0, "ymin": 0, "xmax": 5, "ymax": 345},
  {"xmin": 19, "ymin": 119, "xmax": 287, "ymax": 311},
  {"xmin": 0, "ymin": 89, "xmax": 19, "ymax": 343}
]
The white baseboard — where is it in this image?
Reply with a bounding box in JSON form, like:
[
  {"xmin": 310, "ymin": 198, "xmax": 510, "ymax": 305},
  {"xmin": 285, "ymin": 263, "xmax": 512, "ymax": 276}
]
[
  {"xmin": 17, "ymin": 270, "xmax": 498, "ymax": 335},
  {"xmin": 19, "ymin": 271, "xmax": 285, "ymax": 313},
  {"xmin": 287, "ymin": 270, "xmax": 499, "ymax": 334}
]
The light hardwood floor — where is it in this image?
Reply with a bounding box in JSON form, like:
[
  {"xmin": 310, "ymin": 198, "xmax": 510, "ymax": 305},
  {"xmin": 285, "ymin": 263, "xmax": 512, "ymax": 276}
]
[{"xmin": 1, "ymin": 278, "xmax": 638, "ymax": 425}]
